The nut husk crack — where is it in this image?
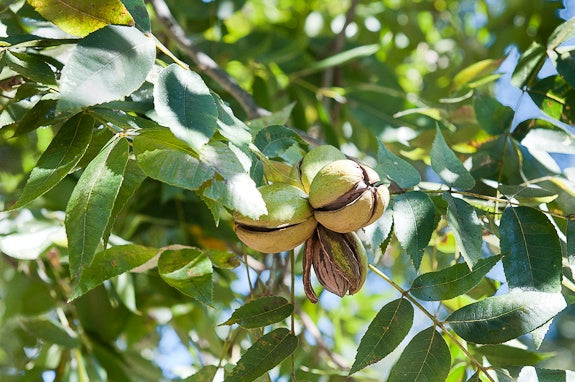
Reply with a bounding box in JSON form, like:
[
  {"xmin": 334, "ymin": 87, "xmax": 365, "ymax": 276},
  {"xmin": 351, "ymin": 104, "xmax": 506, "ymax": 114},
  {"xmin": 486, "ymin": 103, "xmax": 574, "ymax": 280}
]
[
  {"xmin": 235, "ymin": 221, "xmax": 300, "ymax": 233},
  {"xmin": 314, "ymin": 180, "xmax": 367, "ymax": 211}
]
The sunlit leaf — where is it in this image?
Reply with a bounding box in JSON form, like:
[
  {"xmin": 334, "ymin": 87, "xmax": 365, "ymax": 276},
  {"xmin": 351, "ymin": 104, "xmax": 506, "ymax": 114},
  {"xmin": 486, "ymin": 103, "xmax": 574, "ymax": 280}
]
[
  {"xmin": 548, "ymin": 17, "xmax": 575, "ymax": 49},
  {"xmin": 521, "ymin": 126, "xmax": 575, "ymax": 154},
  {"xmin": 133, "ymin": 128, "xmax": 214, "ymax": 190},
  {"xmin": 4, "ymin": 52, "xmax": 56, "ymax": 85},
  {"xmin": 65, "ymin": 137, "xmax": 129, "ymax": 278},
  {"xmin": 225, "ymin": 328, "xmax": 297, "ymax": 382},
  {"xmin": 58, "ymin": 26, "xmax": 155, "ymax": 113},
  {"xmin": 212, "ymin": 91, "xmax": 252, "ymax": 150},
  {"xmin": 158, "ymin": 248, "xmax": 213, "ymax": 306},
  {"xmin": 70, "ymin": 244, "xmax": 158, "ymax": 301},
  {"xmin": 518, "ymin": 367, "xmax": 575, "ymax": 381},
  {"xmin": 376, "ymin": 141, "xmax": 421, "ymax": 189},
  {"xmin": 220, "ymin": 296, "xmax": 293, "ymax": 328},
  {"xmin": 350, "ymin": 298, "xmax": 413, "ymax": 375},
  {"xmin": 410, "ymin": 255, "xmax": 501, "ymax": 301},
  {"xmin": 10, "ymin": 114, "xmax": 94, "ymax": 209},
  {"xmin": 154, "ymin": 64, "xmax": 217, "ymax": 153},
  {"xmin": 500, "ymin": 207, "xmax": 562, "ymax": 293},
  {"xmin": 27, "ymin": 0, "xmax": 134, "ymax": 37},
  {"xmin": 388, "ymin": 327, "xmax": 451, "ymax": 382},
  {"xmin": 393, "ymin": 191, "xmax": 435, "ymax": 270},
  {"xmin": 568, "ymin": 219, "xmax": 575, "ymax": 271},
  {"xmin": 446, "ymin": 291, "xmax": 566, "ymax": 344},
  {"xmin": 511, "ymin": 42, "xmax": 546, "ymax": 88},
  {"xmin": 431, "ymin": 128, "xmax": 475, "ymax": 190},
  {"xmin": 205, "ymin": 250, "xmax": 240, "ymax": 269},
  {"xmin": 453, "ymin": 59, "xmax": 502, "ymax": 90}
]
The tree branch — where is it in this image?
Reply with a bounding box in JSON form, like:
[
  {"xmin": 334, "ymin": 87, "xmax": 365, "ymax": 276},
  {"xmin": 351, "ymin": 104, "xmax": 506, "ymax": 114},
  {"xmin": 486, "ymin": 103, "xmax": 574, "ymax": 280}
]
[{"xmin": 149, "ymin": 0, "xmax": 269, "ymax": 119}]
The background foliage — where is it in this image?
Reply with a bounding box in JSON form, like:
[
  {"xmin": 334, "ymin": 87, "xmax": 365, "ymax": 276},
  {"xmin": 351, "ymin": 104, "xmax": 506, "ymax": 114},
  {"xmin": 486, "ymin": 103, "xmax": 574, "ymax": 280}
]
[{"xmin": 1, "ymin": 0, "xmax": 575, "ymax": 381}]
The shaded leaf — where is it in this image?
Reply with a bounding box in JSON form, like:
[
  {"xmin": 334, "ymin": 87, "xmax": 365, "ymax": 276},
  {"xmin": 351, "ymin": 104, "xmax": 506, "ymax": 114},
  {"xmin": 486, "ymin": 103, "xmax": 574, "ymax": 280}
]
[
  {"xmin": 4, "ymin": 52, "xmax": 56, "ymax": 85},
  {"xmin": 27, "ymin": 0, "xmax": 134, "ymax": 37},
  {"xmin": 431, "ymin": 128, "xmax": 475, "ymax": 190},
  {"xmin": 70, "ymin": 244, "xmax": 158, "ymax": 301},
  {"xmin": 443, "ymin": 193, "xmax": 483, "ymax": 267},
  {"xmin": 511, "ymin": 42, "xmax": 547, "ymax": 88},
  {"xmin": 446, "ymin": 291, "xmax": 566, "ymax": 344},
  {"xmin": 184, "ymin": 365, "xmax": 218, "ymax": 382},
  {"xmin": 10, "ymin": 114, "xmax": 94, "ymax": 209},
  {"xmin": 18, "ymin": 318, "xmax": 79, "ymax": 348},
  {"xmin": 205, "ymin": 250, "xmax": 240, "ymax": 269},
  {"xmin": 212, "ymin": 91, "xmax": 252, "ymax": 150},
  {"xmin": 473, "ymin": 93, "xmax": 514, "ymax": 135},
  {"xmin": 568, "ymin": 219, "xmax": 575, "ymax": 271},
  {"xmin": 133, "ymin": 128, "xmax": 214, "ymax": 190},
  {"xmin": 121, "ymin": 0, "xmax": 150, "ymax": 32},
  {"xmin": 58, "ymin": 26, "xmax": 155, "ymax": 113},
  {"xmin": 254, "ymin": 125, "xmax": 302, "ymax": 158},
  {"xmin": 9, "ymin": 99, "xmax": 59, "ymax": 137},
  {"xmin": 248, "ymin": 103, "xmax": 294, "ymax": 134},
  {"xmin": 364, "ymin": 205, "xmax": 393, "ymax": 255},
  {"xmin": 410, "ymin": 255, "xmax": 501, "ymax": 301},
  {"xmin": 376, "ymin": 141, "xmax": 421, "ymax": 189},
  {"xmin": 65, "ymin": 137, "xmax": 129, "ymax": 278},
  {"xmin": 350, "ymin": 298, "xmax": 414, "ymax": 375},
  {"xmin": 293, "ymin": 44, "xmax": 379, "ymax": 78},
  {"xmin": 220, "ymin": 296, "xmax": 293, "ymax": 328},
  {"xmin": 158, "ymin": 248, "xmax": 213, "ymax": 306},
  {"xmin": 388, "ymin": 327, "xmax": 451, "ymax": 382},
  {"xmin": 500, "ymin": 207, "xmax": 562, "ymax": 293},
  {"xmin": 225, "ymin": 328, "xmax": 298, "ymax": 382},
  {"xmin": 154, "ymin": 64, "xmax": 217, "ymax": 153},
  {"xmin": 474, "ymin": 344, "xmax": 552, "ymax": 367},
  {"xmin": 393, "ymin": 191, "xmax": 435, "ymax": 270}
]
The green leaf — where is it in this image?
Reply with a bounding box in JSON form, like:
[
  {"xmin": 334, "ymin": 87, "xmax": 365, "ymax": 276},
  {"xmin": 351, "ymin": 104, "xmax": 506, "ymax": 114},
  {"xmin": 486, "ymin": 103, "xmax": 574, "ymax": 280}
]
[
  {"xmin": 453, "ymin": 59, "xmax": 502, "ymax": 90},
  {"xmin": 443, "ymin": 193, "xmax": 483, "ymax": 267},
  {"xmin": 200, "ymin": 141, "xmax": 267, "ymax": 219},
  {"xmin": 365, "ymin": 205, "xmax": 393, "ymax": 255},
  {"xmin": 388, "ymin": 327, "xmax": 451, "ymax": 382},
  {"xmin": 548, "ymin": 17, "xmax": 575, "ymax": 49},
  {"xmin": 410, "ymin": 255, "xmax": 501, "ymax": 301},
  {"xmin": 212, "ymin": 91, "xmax": 252, "ymax": 150},
  {"xmin": 292, "ymin": 44, "xmax": 379, "ymax": 78},
  {"xmin": 184, "ymin": 365, "xmax": 218, "ymax": 382},
  {"xmin": 474, "ymin": 344, "xmax": 552, "ymax": 367},
  {"xmin": 521, "ymin": 126, "xmax": 575, "ymax": 154},
  {"xmin": 393, "ymin": 191, "xmax": 435, "ymax": 270},
  {"xmin": 158, "ymin": 248, "xmax": 213, "ymax": 306},
  {"xmin": 473, "ymin": 93, "xmax": 514, "ymax": 135},
  {"xmin": 520, "ymin": 368, "xmax": 575, "ymax": 381},
  {"xmin": 154, "ymin": 64, "xmax": 217, "ymax": 153},
  {"xmin": 568, "ymin": 219, "xmax": 575, "ymax": 272},
  {"xmin": 27, "ymin": 0, "xmax": 134, "ymax": 37},
  {"xmin": 4, "ymin": 52, "xmax": 56, "ymax": 85},
  {"xmin": 554, "ymin": 49, "xmax": 575, "ymax": 88},
  {"xmin": 65, "ymin": 137, "xmax": 129, "ymax": 278},
  {"xmin": 10, "ymin": 114, "xmax": 94, "ymax": 209},
  {"xmin": 225, "ymin": 328, "xmax": 298, "ymax": 382},
  {"xmin": 248, "ymin": 103, "xmax": 294, "ymax": 134},
  {"xmin": 350, "ymin": 298, "xmax": 414, "ymax": 375},
  {"xmin": 220, "ymin": 296, "xmax": 293, "ymax": 328},
  {"xmin": 133, "ymin": 128, "xmax": 214, "ymax": 190},
  {"xmin": 18, "ymin": 317, "xmax": 79, "ymax": 348},
  {"xmin": 121, "ymin": 0, "xmax": 150, "ymax": 32},
  {"xmin": 511, "ymin": 42, "xmax": 546, "ymax": 89},
  {"xmin": 70, "ymin": 244, "xmax": 158, "ymax": 300},
  {"xmin": 254, "ymin": 125, "xmax": 302, "ymax": 158},
  {"xmin": 376, "ymin": 141, "xmax": 421, "ymax": 189},
  {"xmin": 446, "ymin": 291, "xmax": 566, "ymax": 344},
  {"xmin": 9, "ymin": 99, "xmax": 58, "ymax": 137},
  {"xmin": 205, "ymin": 249, "xmax": 240, "ymax": 269},
  {"xmin": 500, "ymin": 207, "xmax": 563, "ymax": 293},
  {"xmin": 58, "ymin": 25, "xmax": 155, "ymax": 113},
  {"xmin": 431, "ymin": 128, "xmax": 475, "ymax": 190}
]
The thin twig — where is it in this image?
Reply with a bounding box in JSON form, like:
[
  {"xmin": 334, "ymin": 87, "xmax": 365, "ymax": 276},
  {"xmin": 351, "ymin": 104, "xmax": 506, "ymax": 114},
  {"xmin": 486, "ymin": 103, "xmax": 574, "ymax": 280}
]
[{"xmin": 149, "ymin": 0, "xmax": 268, "ymax": 119}]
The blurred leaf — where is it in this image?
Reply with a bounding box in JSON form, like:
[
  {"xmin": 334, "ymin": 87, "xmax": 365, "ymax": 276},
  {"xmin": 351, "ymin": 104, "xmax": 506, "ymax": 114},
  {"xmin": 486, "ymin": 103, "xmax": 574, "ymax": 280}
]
[
  {"xmin": 154, "ymin": 64, "xmax": 217, "ymax": 153},
  {"xmin": 431, "ymin": 128, "xmax": 475, "ymax": 190},
  {"xmin": 247, "ymin": 103, "xmax": 294, "ymax": 134},
  {"xmin": 474, "ymin": 344, "xmax": 552, "ymax": 367},
  {"xmin": 225, "ymin": 328, "xmax": 297, "ymax": 382},
  {"xmin": 65, "ymin": 137, "xmax": 129, "ymax": 278},
  {"xmin": 473, "ymin": 93, "xmax": 514, "ymax": 135},
  {"xmin": 350, "ymin": 298, "xmax": 413, "ymax": 375},
  {"xmin": 376, "ymin": 141, "xmax": 421, "ymax": 189},
  {"xmin": 121, "ymin": 0, "xmax": 150, "ymax": 32},
  {"xmin": 9, "ymin": 99, "xmax": 58, "ymax": 137},
  {"xmin": 498, "ymin": 184, "xmax": 558, "ymax": 205},
  {"xmin": 443, "ymin": 193, "xmax": 483, "ymax": 267},
  {"xmin": 254, "ymin": 125, "xmax": 302, "ymax": 158},
  {"xmin": 500, "ymin": 207, "xmax": 562, "ymax": 293},
  {"xmin": 27, "ymin": 0, "xmax": 134, "ymax": 37},
  {"xmin": 70, "ymin": 244, "xmax": 158, "ymax": 300},
  {"xmin": 453, "ymin": 59, "xmax": 502, "ymax": 90},
  {"xmin": 158, "ymin": 247, "xmax": 213, "ymax": 305},
  {"xmin": 4, "ymin": 52, "xmax": 56, "ymax": 85},
  {"xmin": 58, "ymin": 26, "xmax": 155, "ymax": 113},
  {"xmin": 521, "ymin": 126, "xmax": 575, "ymax": 154},
  {"xmin": 185, "ymin": 365, "xmax": 218, "ymax": 382},
  {"xmin": 548, "ymin": 17, "xmax": 575, "ymax": 49},
  {"xmin": 220, "ymin": 296, "xmax": 293, "ymax": 328},
  {"xmin": 133, "ymin": 128, "xmax": 214, "ymax": 190},
  {"xmin": 511, "ymin": 42, "xmax": 546, "ymax": 88},
  {"xmin": 205, "ymin": 249, "xmax": 240, "ymax": 269},
  {"xmin": 393, "ymin": 191, "xmax": 435, "ymax": 270},
  {"xmin": 388, "ymin": 327, "xmax": 451, "ymax": 382},
  {"xmin": 18, "ymin": 318, "xmax": 79, "ymax": 348},
  {"xmin": 292, "ymin": 44, "xmax": 379, "ymax": 78},
  {"xmin": 410, "ymin": 255, "xmax": 501, "ymax": 301},
  {"xmin": 446, "ymin": 291, "xmax": 566, "ymax": 344},
  {"xmin": 10, "ymin": 114, "xmax": 94, "ymax": 209}
]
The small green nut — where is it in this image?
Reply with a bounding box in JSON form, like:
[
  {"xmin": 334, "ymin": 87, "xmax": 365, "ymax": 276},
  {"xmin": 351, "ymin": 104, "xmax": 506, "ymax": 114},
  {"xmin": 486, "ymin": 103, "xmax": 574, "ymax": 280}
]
[
  {"xmin": 303, "ymin": 225, "xmax": 368, "ymax": 303},
  {"xmin": 234, "ymin": 183, "xmax": 317, "ymax": 253},
  {"xmin": 292, "ymin": 145, "xmax": 346, "ymax": 192},
  {"xmin": 309, "ymin": 159, "xmax": 390, "ymax": 233}
]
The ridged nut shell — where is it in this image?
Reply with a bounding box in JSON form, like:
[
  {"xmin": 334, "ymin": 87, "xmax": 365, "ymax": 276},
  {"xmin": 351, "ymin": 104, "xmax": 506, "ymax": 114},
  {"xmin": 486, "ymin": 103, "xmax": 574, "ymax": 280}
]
[
  {"xmin": 308, "ymin": 159, "xmax": 364, "ymax": 209},
  {"xmin": 235, "ymin": 217, "xmax": 317, "ymax": 253},
  {"xmin": 298, "ymin": 145, "xmax": 346, "ymax": 192}
]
